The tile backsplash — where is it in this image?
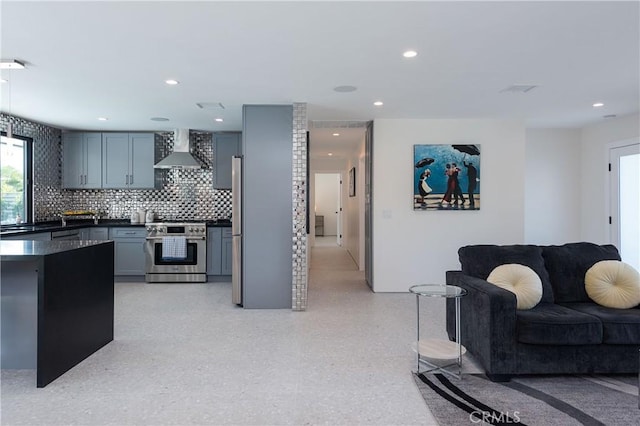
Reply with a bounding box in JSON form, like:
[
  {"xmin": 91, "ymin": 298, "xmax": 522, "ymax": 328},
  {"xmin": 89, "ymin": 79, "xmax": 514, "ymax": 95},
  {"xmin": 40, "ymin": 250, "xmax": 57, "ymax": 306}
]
[{"xmin": 1, "ymin": 114, "xmax": 231, "ymax": 221}]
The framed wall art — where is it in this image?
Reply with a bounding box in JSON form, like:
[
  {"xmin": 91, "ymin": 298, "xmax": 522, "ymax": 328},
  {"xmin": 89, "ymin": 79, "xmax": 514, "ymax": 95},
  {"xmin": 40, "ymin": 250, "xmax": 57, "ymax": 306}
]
[
  {"xmin": 348, "ymin": 167, "xmax": 356, "ymax": 197},
  {"xmin": 413, "ymin": 144, "xmax": 481, "ymax": 210}
]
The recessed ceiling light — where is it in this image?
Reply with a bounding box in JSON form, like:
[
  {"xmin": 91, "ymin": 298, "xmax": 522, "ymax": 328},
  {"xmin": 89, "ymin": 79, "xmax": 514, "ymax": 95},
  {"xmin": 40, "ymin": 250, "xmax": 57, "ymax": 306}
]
[
  {"xmin": 0, "ymin": 79, "xmax": 7, "ymax": 83},
  {"xmin": 165, "ymin": 79, "xmax": 179, "ymax": 85},
  {"xmin": 373, "ymin": 101, "xmax": 384, "ymax": 106},
  {"xmin": 592, "ymin": 102, "xmax": 604, "ymax": 108},
  {"xmin": 150, "ymin": 117, "xmax": 170, "ymax": 122},
  {"xmin": 0, "ymin": 60, "xmax": 25, "ymax": 69},
  {"xmin": 328, "ymin": 152, "xmax": 333, "ymax": 156},
  {"xmin": 334, "ymin": 85, "xmax": 357, "ymax": 93},
  {"xmin": 332, "ymin": 133, "xmax": 340, "ymax": 136},
  {"xmin": 97, "ymin": 117, "xmax": 108, "ymax": 121},
  {"xmin": 403, "ymin": 50, "xmax": 418, "ymax": 58},
  {"xmin": 215, "ymin": 118, "xmax": 224, "ymax": 122}
]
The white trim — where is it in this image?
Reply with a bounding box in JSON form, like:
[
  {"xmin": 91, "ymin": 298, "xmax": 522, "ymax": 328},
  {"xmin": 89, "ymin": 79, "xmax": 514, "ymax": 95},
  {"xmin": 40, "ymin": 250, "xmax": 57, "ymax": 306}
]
[
  {"xmin": 608, "ymin": 140, "xmax": 640, "ymax": 252},
  {"xmin": 605, "ymin": 138, "xmax": 640, "ymax": 245}
]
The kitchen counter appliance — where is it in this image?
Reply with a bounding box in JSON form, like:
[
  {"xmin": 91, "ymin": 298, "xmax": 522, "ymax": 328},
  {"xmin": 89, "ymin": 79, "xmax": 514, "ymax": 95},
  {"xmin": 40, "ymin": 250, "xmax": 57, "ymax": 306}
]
[{"xmin": 145, "ymin": 222, "xmax": 207, "ymax": 283}]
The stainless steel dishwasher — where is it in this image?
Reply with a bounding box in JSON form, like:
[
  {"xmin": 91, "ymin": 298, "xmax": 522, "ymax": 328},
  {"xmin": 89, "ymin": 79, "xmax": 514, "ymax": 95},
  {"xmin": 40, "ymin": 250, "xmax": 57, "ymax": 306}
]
[{"xmin": 51, "ymin": 229, "xmax": 81, "ymax": 240}]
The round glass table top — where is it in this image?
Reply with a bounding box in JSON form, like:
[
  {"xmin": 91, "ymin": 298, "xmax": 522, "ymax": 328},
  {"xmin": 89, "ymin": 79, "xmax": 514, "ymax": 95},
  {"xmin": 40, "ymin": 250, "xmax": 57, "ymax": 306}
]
[{"xmin": 409, "ymin": 284, "xmax": 467, "ymax": 298}]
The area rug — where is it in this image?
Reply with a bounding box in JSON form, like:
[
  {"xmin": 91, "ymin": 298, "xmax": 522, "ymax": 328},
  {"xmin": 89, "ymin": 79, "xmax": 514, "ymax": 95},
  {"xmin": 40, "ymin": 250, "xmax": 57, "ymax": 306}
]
[{"xmin": 413, "ymin": 372, "xmax": 639, "ymax": 425}]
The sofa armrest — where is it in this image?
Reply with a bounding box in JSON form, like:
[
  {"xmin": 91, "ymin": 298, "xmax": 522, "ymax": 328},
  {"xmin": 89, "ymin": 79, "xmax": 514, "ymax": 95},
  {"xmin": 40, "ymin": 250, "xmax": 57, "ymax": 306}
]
[{"xmin": 446, "ymin": 270, "xmax": 518, "ymax": 375}]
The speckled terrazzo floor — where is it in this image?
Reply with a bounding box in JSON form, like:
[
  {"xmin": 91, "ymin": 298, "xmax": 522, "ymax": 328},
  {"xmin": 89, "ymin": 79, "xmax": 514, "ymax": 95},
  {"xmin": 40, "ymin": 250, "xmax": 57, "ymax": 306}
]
[{"xmin": 0, "ymin": 242, "xmax": 477, "ymax": 425}]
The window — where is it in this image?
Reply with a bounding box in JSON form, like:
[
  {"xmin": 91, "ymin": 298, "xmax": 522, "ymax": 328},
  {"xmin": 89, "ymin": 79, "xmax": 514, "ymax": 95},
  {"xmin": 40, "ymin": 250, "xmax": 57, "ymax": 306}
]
[{"xmin": 1, "ymin": 133, "xmax": 33, "ymax": 225}]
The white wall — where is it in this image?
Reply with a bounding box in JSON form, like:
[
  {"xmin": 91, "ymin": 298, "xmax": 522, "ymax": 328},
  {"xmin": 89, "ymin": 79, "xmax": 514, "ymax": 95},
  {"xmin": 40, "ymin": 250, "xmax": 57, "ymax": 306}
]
[
  {"xmin": 580, "ymin": 113, "xmax": 640, "ymax": 244},
  {"xmin": 344, "ymin": 137, "xmax": 365, "ymax": 269},
  {"xmin": 315, "ymin": 173, "xmax": 340, "ymax": 236},
  {"xmin": 372, "ymin": 119, "xmax": 526, "ymax": 292},
  {"xmin": 524, "ymin": 128, "xmax": 581, "ymax": 244}
]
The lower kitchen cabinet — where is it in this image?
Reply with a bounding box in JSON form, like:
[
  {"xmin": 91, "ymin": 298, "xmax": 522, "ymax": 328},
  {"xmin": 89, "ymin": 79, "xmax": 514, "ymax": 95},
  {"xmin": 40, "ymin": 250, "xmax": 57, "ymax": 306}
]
[
  {"xmin": 79, "ymin": 228, "xmax": 90, "ymax": 240},
  {"xmin": 110, "ymin": 227, "xmax": 146, "ymax": 275},
  {"xmin": 221, "ymin": 228, "xmax": 233, "ymax": 275},
  {"xmin": 206, "ymin": 228, "xmax": 222, "ymax": 275},
  {"xmin": 90, "ymin": 227, "xmax": 109, "ymax": 240},
  {"xmin": 207, "ymin": 227, "xmax": 232, "ymax": 276},
  {"xmin": 79, "ymin": 227, "xmax": 109, "ymax": 240}
]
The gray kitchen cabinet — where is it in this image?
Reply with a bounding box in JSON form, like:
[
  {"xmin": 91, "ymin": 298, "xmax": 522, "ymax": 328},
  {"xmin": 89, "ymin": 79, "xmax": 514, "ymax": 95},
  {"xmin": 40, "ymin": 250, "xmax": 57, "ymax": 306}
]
[
  {"xmin": 90, "ymin": 227, "xmax": 109, "ymax": 240},
  {"xmin": 213, "ymin": 132, "xmax": 241, "ymax": 189},
  {"xmin": 221, "ymin": 228, "xmax": 233, "ymax": 275},
  {"xmin": 206, "ymin": 228, "xmax": 222, "ymax": 275},
  {"xmin": 79, "ymin": 227, "xmax": 108, "ymax": 240},
  {"xmin": 2, "ymin": 232, "xmax": 51, "ymax": 241},
  {"xmin": 79, "ymin": 228, "xmax": 91, "ymax": 240},
  {"xmin": 62, "ymin": 132, "xmax": 102, "ymax": 189},
  {"xmin": 102, "ymin": 133, "xmax": 155, "ymax": 189},
  {"xmin": 110, "ymin": 227, "xmax": 146, "ymax": 275}
]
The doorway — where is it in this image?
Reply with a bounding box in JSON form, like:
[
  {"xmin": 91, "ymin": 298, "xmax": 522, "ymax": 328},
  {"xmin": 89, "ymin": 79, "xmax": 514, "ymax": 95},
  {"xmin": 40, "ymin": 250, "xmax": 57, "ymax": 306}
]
[
  {"xmin": 307, "ymin": 121, "xmax": 372, "ymax": 285},
  {"xmin": 314, "ymin": 173, "xmax": 342, "ymax": 246},
  {"xmin": 609, "ymin": 140, "xmax": 640, "ymax": 270}
]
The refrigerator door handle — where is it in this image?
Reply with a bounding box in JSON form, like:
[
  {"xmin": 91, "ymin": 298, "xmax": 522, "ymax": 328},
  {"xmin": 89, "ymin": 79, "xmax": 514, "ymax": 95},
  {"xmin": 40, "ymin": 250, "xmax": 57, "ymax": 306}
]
[
  {"xmin": 231, "ymin": 155, "xmax": 242, "ymax": 306},
  {"xmin": 232, "ymin": 156, "xmax": 242, "ymax": 236}
]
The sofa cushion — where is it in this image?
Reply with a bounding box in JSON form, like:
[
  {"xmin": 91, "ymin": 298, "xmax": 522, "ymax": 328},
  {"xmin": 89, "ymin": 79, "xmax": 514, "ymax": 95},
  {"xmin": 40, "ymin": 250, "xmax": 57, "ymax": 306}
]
[
  {"xmin": 487, "ymin": 264, "xmax": 543, "ymax": 309},
  {"xmin": 515, "ymin": 303, "xmax": 602, "ymax": 345},
  {"xmin": 561, "ymin": 302, "xmax": 640, "ymax": 344},
  {"xmin": 541, "ymin": 242, "xmax": 620, "ymax": 303},
  {"xmin": 458, "ymin": 245, "xmax": 554, "ymax": 303},
  {"xmin": 585, "ymin": 260, "xmax": 640, "ymax": 309}
]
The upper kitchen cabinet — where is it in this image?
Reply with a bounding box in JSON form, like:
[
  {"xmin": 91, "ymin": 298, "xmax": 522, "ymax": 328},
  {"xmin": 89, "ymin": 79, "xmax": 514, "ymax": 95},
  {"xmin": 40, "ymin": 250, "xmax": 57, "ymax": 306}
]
[
  {"xmin": 62, "ymin": 133, "xmax": 102, "ymax": 189},
  {"xmin": 102, "ymin": 133, "xmax": 155, "ymax": 189},
  {"xmin": 213, "ymin": 132, "xmax": 241, "ymax": 189}
]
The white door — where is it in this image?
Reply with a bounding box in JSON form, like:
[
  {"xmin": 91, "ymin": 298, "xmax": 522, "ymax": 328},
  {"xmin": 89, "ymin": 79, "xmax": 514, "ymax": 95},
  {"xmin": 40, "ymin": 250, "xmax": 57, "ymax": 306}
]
[
  {"xmin": 314, "ymin": 173, "xmax": 340, "ymax": 239},
  {"xmin": 610, "ymin": 142, "xmax": 640, "ymax": 271},
  {"xmin": 337, "ymin": 174, "xmax": 343, "ymax": 246}
]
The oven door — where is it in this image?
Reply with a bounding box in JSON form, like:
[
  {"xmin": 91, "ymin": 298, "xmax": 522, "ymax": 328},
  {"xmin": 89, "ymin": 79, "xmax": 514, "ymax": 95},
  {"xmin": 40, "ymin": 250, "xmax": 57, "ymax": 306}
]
[{"xmin": 145, "ymin": 237, "xmax": 206, "ymax": 274}]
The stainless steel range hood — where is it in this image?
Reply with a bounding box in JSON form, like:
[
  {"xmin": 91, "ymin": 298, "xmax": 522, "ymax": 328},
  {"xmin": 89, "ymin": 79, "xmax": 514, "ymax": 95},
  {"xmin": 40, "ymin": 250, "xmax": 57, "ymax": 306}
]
[{"xmin": 154, "ymin": 129, "xmax": 203, "ymax": 169}]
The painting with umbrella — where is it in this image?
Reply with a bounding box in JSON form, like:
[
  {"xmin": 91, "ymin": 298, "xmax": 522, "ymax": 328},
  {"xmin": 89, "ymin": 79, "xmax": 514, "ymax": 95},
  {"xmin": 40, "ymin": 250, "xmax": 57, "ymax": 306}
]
[{"xmin": 413, "ymin": 144, "xmax": 481, "ymax": 210}]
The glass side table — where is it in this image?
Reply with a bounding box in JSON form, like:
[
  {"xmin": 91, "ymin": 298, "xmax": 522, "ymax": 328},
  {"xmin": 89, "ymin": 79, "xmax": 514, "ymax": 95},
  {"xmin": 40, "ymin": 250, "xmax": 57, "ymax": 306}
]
[{"xmin": 409, "ymin": 284, "xmax": 467, "ymax": 379}]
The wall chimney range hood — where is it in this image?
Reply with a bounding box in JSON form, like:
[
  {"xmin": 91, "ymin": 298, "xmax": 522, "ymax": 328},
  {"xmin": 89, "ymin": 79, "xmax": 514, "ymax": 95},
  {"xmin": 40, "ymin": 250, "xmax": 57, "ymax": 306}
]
[{"xmin": 154, "ymin": 129, "xmax": 203, "ymax": 169}]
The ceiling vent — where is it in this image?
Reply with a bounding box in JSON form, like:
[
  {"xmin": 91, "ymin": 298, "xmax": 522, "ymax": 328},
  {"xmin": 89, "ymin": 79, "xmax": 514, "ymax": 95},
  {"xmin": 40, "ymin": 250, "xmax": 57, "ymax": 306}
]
[
  {"xmin": 500, "ymin": 84, "xmax": 538, "ymax": 93},
  {"xmin": 196, "ymin": 102, "xmax": 225, "ymax": 110}
]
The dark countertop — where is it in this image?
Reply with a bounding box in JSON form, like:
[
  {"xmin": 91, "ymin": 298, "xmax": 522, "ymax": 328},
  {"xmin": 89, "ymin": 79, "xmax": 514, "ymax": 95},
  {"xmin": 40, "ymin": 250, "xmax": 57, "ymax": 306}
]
[
  {"xmin": 0, "ymin": 219, "xmax": 231, "ymax": 237},
  {"xmin": 0, "ymin": 240, "xmax": 114, "ymax": 260}
]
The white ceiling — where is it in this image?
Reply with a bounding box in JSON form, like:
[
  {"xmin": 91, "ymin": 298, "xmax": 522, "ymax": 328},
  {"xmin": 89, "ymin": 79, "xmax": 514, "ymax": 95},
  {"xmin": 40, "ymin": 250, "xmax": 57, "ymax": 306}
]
[{"xmin": 1, "ymin": 1, "xmax": 638, "ymax": 160}]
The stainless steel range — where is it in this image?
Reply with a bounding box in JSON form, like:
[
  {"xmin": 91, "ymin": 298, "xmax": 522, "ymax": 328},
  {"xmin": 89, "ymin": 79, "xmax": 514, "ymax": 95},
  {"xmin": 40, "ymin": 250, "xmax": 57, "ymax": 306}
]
[{"xmin": 145, "ymin": 222, "xmax": 207, "ymax": 283}]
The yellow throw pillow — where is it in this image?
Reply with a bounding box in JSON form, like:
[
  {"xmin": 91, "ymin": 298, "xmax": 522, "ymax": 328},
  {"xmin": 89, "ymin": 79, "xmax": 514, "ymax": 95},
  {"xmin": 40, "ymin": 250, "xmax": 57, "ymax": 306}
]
[
  {"xmin": 585, "ymin": 260, "xmax": 640, "ymax": 309},
  {"xmin": 487, "ymin": 264, "xmax": 543, "ymax": 310}
]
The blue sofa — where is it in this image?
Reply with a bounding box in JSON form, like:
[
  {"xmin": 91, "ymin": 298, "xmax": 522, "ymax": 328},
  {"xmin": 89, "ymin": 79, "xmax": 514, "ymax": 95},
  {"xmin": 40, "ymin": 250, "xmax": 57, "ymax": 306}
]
[{"xmin": 446, "ymin": 242, "xmax": 640, "ymax": 381}]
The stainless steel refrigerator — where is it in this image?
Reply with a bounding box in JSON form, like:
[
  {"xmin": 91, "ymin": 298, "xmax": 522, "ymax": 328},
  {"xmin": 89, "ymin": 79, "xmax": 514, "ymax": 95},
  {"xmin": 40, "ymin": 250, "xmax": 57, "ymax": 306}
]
[{"xmin": 231, "ymin": 155, "xmax": 242, "ymax": 305}]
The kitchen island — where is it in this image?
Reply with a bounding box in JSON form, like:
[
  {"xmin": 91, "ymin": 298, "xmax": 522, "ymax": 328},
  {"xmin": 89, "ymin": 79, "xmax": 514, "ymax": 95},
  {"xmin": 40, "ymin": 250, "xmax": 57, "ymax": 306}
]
[{"xmin": 1, "ymin": 240, "xmax": 114, "ymax": 387}]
